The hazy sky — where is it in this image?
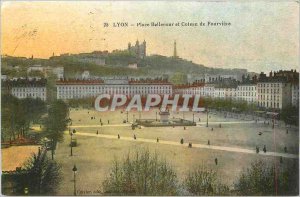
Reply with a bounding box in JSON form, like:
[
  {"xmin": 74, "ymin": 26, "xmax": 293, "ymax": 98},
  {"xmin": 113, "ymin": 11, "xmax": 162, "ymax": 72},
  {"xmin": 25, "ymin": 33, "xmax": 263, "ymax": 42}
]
[{"xmin": 1, "ymin": 1, "xmax": 299, "ymax": 72}]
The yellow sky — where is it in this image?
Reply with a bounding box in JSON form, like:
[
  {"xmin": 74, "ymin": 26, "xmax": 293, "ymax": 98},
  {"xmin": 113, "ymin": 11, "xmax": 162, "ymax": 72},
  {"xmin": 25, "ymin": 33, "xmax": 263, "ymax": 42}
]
[{"xmin": 1, "ymin": 1, "xmax": 299, "ymax": 72}]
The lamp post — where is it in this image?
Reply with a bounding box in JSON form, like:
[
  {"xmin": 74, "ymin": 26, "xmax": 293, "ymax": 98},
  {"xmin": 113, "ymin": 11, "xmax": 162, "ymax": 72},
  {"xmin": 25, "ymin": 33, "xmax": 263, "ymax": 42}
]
[
  {"xmin": 206, "ymin": 107, "xmax": 209, "ymax": 127},
  {"xmin": 72, "ymin": 165, "xmax": 77, "ymax": 196},
  {"xmin": 70, "ymin": 132, "xmax": 73, "ymax": 156}
]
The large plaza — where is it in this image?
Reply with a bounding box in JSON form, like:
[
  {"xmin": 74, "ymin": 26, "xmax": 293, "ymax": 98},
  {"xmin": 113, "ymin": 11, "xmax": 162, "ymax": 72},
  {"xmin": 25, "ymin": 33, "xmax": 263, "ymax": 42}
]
[{"xmin": 53, "ymin": 108, "xmax": 299, "ymax": 195}]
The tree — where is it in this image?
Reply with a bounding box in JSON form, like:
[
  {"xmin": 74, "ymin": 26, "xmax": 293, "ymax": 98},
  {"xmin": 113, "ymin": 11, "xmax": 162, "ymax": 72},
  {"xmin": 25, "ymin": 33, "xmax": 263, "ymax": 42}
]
[
  {"xmin": 234, "ymin": 160, "xmax": 299, "ymax": 195},
  {"xmin": 44, "ymin": 100, "xmax": 69, "ymax": 159},
  {"xmin": 280, "ymin": 105, "xmax": 299, "ymax": 126},
  {"xmin": 1, "ymin": 94, "xmax": 46, "ymax": 142},
  {"xmin": 17, "ymin": 148, "xmax": 62, "ymax": 195},
  {"xmin": 102, "ymin": 149, "xmax": 178, "ymax": 195},
  {"xmin": 184, "ymin": 165, "xmax": 230, "ymax": 195}
]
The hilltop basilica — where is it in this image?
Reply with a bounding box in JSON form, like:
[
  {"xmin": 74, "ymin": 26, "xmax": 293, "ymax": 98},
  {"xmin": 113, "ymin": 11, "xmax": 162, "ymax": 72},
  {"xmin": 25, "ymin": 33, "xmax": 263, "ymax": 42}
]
[{"xmin": 128, "ymin": 40, "xmax": 146, "ymax": 59}]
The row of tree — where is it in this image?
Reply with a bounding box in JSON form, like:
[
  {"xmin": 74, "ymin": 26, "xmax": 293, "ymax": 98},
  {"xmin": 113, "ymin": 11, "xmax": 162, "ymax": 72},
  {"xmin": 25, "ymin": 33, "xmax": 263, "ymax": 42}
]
[
  {"xmin": 43, "ymin": 99, "xmax": 70, "ymax": 159},
  {"xmin": 201, "ymin": 97, "xmax": 257, "ymax": 113},
  {"xmin": 103, "ymin": 150, "xmax": 299, "ymax": 196},
  {"xmin": 280, "ymin": 105, "xmax": 299, "ymax": 126},
  {"xmin": 1, "ymin": 94, "xmax": 46, "ymax": 142}
]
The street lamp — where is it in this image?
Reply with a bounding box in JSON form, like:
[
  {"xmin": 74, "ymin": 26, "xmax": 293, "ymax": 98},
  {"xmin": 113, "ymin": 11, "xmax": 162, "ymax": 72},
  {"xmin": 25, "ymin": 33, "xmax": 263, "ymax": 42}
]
[
  {"xmin": 70, "ymin": 132, "xmax": 73, "ymax": 156},
  {"xmin": 206, "ymin": 107, "xmax": 209, "ymax": 127},
  {"xmin": 70, "ymin": 129, "xmax": 76, "ymax": 156},
  {"xmin": 72, "ymin": 165, "xmax": 77, "ymax": 196}
]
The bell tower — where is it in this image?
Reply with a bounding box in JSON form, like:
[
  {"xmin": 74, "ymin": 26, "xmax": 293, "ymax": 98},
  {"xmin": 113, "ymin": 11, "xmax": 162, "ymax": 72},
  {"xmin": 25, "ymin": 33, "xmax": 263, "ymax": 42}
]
[{"xmin": 173, "ymin": 40, "xmax": 178, "ymax": 58}]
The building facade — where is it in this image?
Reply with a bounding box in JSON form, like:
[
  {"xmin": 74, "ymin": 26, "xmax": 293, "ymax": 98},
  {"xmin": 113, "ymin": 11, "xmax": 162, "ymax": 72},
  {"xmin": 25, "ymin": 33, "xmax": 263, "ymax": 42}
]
[
  {"xmin": 236, "ymin": 84, "xmax": 257, "ymax": 103},
  {"xmin": 56, "ymin": 78, "xmax": 172, "ymax": 99},
  {"xmin": 52, "ymin": 67, "xmax": 64, "ymax": 79},
  {"xmin": 8, "ymin": 78, "xmax": 47, "ymax": 101}
]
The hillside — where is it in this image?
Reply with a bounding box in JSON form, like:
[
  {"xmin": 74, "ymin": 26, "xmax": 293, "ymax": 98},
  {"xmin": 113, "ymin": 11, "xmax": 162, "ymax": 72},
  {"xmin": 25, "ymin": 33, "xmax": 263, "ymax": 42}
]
[{"xmin": 1, "ymin": 52, "xmax": 249, "ymax": 80}]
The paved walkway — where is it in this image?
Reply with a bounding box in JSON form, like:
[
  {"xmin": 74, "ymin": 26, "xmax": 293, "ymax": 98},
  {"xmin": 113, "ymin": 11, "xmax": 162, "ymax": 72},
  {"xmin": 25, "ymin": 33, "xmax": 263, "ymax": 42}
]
[
  {"xmin": 197, "ymin": 121, "xmax": 257, "ymax": 125},
  {"xmin": 69, "ymin": 120, "xmax": 259, "ymax": 128},
  {"xmin": 72, "ymin": 131, "xmax": 298, "ymax": 159},
  {"xmin": 69, "ymin": 124, "xmax": 131, "ymax": 128}
]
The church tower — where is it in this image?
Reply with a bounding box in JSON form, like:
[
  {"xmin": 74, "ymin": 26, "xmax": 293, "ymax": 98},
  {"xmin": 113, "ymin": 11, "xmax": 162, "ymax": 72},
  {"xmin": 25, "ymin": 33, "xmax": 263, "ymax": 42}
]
[
  {"xmin": 142, "ymin": 40, "xmax": 146, "ymax": 58},
  {"xmin": 173, "ymin": 40, "xmax": 178, "ymax": 58}
]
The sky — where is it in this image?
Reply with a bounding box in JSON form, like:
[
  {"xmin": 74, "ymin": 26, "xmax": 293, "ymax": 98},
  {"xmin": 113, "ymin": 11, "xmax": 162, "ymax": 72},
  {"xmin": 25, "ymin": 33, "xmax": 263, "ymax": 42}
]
[{"xmin": 1, "ymin": 1, "xmax": 299, "ymax": 72}]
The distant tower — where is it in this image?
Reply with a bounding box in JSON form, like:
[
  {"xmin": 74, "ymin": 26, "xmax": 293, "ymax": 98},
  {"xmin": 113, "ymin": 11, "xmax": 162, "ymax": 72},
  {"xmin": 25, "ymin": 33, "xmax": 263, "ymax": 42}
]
[
  {"xmin": 135, "ymin": 40, "xmax": 140, "ymax": 57},
  {"xmin": 173, "ymin": 40, "xmax": 178, "ymax": 58},
  {"xmin": 142, "ymin": 40, "xmax": 146, "ymax": 58},
  {"xmin": 128, "ymin": 42, "xmax": 131, "ymax": 50}
]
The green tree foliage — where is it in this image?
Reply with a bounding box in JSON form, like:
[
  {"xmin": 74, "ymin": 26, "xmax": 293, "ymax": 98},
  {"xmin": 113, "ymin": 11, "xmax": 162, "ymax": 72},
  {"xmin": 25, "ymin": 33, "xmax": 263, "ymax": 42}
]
[
  {"xmin": 27, "ymin": 70, "xmax": 45, "ymax": 78},
  {"xmin": 102, "ymin": 149, "xmax": 178, "ymax": 195},
  {"xmin": 68, "ymin": 97, "xmax": 96, "ymax": 108},
  {"xmin": 234, "ymin": 160, "xmax": 299, "ymax": 195},
  {"xmin": 21, "ymin": 148, "xmax": 61, "ymax": 195},
  {"xmin": 184, "ymin": 165, "xmax": 230, "ymax": 196},
  {"xmin": 280, "ymin": 105, "xmax": 299, "ymax": 126},
  {"xmin": 201, "ymin": 97, "xmax": 258, "ymax": 113},
  {"xmin": 44, "ymin": 100, "xmax": 69, "ymax": 159},
  {"xmin": 170, "ymin": 72, "xmax": 188, "ymax": 84},
  {"xmin": 1, "ymin": 94, "xmax": 46, "ymax": 142}
]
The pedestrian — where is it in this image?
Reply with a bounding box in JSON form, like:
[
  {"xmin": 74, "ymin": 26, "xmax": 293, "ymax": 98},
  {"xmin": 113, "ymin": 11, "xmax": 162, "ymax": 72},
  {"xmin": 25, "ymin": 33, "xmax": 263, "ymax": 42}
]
[
  {"xmin": 284, "ymin": 146, "xmax": 287, "ymax": 153},
  {"xmin": 118, "ymin": 134, "xmax": 120, "ymax": 139},
  {"xmin": 108, "ymin": 120, "xmax": 110, "ymax": 124},
  {"xmin": 184, "ymin": 126, "xmax": 186, "ymax": 130},
  {"xmin": 96, "ymin": 130, "xmax": 98, "ymax": 135},
  {"xmin": 180, "ymin": 138, "xmax": 184, "ymax": 144},
  {"xmin": 256, "ymin": 146, "xmax": 259, "ymax": 154},
  {"xmin": 215, "ymin": 158, "xmax": 218, "ymax": 165},
  {"xmin": 157, "ymin": 137, "xmax": 159, "ymax": 143},
  {"xmin": 219, "ymin": 123, "xmax": 221, "ymax": 128},
  {"xmin": 208, "ymin": 140, "xmax": 210, "ymax": 145},
  {"xmin": 100, "ymin": 118, "xmax": 102, "ymax": 123},
  {"xmin": 263, "ymin": 145, "xmax": 266, "ymax": 153},
  {"xmin": 134, "ymin": 134, "xmax": 136, "ymax": 140},
  {"xmin": 188, "ymin": 143, "xmax": 192, "ymax": 148}
]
